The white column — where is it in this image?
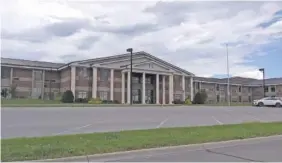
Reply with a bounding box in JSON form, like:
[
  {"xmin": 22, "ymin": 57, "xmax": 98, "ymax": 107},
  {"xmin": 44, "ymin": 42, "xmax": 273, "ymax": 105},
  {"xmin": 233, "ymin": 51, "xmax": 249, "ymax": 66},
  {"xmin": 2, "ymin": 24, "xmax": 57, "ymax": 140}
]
[
  {"xmin": 190, "ymin": 76, "xmax": 194, "ymax": 101},
  {"xmin": 10, "ymin": 68, "xmax": 13, "ymax": 86},
  {"xmin": 156, "ymin": 73, "xmax": 159, "ymax": 104},
  {"xmin": 162, "ymin": 75, "xmax": 166, "ymax": 104},
  {"xmin": 169, "ymin": 74, "xmax": 174, "ymax": 104},
  {"xmin": 182, "ymin": 75, "xmax": 185, "ymax": 101},
  {"xmin": 121, "ymin": 72, "xmax": 125, "ymax": 104},
  {"xmin": 110, "ymin": 69, "xmax": 114, "ymax": 101},
  {"xmin": 92, "ymin": 67, "xmax": 97, "ymax": 98},
  {"xmin": 127, "ymin": 71, "xmax": 131, "ymax": 104},
  {"xmin": 42, "ymin": 70, "xmax": 45, "ymax": 100},
  {"xmin": 71, "ymin": 66, "xmax": 76, "ymax": 100},
  {"xmin": 31, "ymin": 70, "xmax": 34, "ymax": 98},
  {"xmin": 142, "ymin": 72, "xmax": 146, "ymax": 104}
]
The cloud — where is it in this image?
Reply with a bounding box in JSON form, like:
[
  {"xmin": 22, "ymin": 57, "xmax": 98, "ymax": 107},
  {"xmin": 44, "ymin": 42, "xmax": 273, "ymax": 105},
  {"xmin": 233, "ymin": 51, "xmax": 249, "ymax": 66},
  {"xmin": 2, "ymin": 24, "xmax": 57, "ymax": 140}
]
[{"xmin": 1, "ymin": 0, "xmax": 282, "ymax": 78}]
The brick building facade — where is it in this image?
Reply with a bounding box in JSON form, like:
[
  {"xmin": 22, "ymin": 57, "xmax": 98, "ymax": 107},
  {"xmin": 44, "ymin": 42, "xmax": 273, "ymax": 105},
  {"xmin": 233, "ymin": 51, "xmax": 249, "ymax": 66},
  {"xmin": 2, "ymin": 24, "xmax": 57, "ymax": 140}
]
[{"xmin": 1, "ymin": 51, "xmax": 282, "ymax": 104}]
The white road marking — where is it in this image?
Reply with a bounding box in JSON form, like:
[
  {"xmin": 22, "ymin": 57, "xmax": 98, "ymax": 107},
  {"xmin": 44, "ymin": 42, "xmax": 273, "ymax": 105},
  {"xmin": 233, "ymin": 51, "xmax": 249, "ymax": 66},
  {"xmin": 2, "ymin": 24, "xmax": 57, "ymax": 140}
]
[
  {"xmin": 53, "ymin": 124, "xmax": 92, "ymax": 135},
  {"xmin": 156, "ymin": 118, "xmax": 169, "ymax": 128},
  {"xmin": 212, "ymin": 116, "xmax": 223, "ymax": 125}
]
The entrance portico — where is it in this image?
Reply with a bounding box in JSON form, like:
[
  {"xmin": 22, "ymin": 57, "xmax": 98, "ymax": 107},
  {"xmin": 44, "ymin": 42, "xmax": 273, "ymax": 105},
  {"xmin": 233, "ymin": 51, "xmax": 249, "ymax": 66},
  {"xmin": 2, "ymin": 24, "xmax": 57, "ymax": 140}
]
[
  {"xmin": 70, "ymin": 51, "xmax": 194, "ymax": 104},
  {"xmin": 121, "ymin": 69, "xmax": 176, "ymax": 104}
]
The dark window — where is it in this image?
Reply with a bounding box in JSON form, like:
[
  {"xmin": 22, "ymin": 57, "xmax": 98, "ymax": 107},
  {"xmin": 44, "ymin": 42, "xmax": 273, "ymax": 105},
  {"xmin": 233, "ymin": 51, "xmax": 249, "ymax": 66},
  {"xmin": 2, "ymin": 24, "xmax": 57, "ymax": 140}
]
[
  {"xmin": 1, "ymin": 67, "xmax": 10, "ymax": 78},
  {"xmin": 100, "ymin": 69, "xmax": 109, "ymax": 81},
  {"xmin": 34, "ymin": 71, "xmax": 43, "ymax": 81},
  {"xmin": 270, "ymin": 86, "xmax": 276, "ymax": 92},
  {"xmin": 13, "ymin": 77, "xmax": 19, "ymax": 81},
  {"xmin": 239, "ymin": 96, "xmax": 242, "ymax": 102},
  {"xmin": 238, "ymin": 86, "xmax": 242, "ymax": 92},
  {"xmin": 217, "ymin": 95, "xmax": 220, "ymax": 102},
  {"xmin": 196, "ymin": 82, "xmax": 200, "ymax": 89},
  {"xmin": 264, "ymin": 87, "xmax": 269, "ymax": 92},
  {"xmin": 248, "ymin": 87, "xmax": 251, "ymax": 93},
  {"xmin": 216, "ymin": 84, "xmax": 219, "ymax": 91}
]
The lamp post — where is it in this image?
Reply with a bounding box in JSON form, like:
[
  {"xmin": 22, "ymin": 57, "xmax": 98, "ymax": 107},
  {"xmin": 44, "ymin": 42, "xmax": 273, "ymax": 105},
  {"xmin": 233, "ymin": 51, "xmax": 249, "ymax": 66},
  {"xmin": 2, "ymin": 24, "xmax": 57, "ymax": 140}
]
[
  {"xmin": 126, "ymin": 48, "xmax": 133, "ymax": 105},
  {"xmin": 259, "ymin": 68, "xmax": 265, "ymax": 97}
]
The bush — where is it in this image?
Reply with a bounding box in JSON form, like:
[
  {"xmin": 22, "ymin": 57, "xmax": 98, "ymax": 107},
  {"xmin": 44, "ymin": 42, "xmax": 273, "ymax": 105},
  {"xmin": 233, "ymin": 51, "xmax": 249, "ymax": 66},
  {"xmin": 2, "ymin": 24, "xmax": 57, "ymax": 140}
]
[
  {"xmin": 173, "ymin": 99, "xmax": 184, "ymax": 104},
  {"xmin": 184, "ymin": 97, "xmax": 192, "ymax": 105},
  {"xmin": 75, "ymin": 98, "xmax": 88, "ymax": 103},
  {"xmin": 61, "ymin": 90, "xmax": 74, "ymax": 103},
  {"xmin": 193, "ymin": 90, "xmax": 208, "ymax": 104},
  {"xmin": 88, "ymin": 98, "xmax": 102, "ymax": 104}
]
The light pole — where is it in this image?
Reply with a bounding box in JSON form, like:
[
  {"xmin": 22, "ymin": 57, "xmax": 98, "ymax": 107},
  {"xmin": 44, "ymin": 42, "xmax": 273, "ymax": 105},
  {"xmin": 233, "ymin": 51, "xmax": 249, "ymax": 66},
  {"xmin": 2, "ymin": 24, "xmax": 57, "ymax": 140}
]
[
  {"xmin": 126, "ymin": 48, "xmax": 133, "ymax": 105},
  {"xmin": 259, "ymin": 68, "xmax": 265, "ymax": 97},
  {"xmin": 226, "ymin": 44, "xmax": 230, "ymax": 106}
]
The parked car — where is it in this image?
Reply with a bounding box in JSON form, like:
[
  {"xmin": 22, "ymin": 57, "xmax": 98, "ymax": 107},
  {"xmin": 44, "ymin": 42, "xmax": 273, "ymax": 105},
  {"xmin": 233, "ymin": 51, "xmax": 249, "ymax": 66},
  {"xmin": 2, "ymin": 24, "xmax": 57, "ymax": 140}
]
[{"xmin": 253, "ymin": 97, "xmax": 282, "ymax": 107}]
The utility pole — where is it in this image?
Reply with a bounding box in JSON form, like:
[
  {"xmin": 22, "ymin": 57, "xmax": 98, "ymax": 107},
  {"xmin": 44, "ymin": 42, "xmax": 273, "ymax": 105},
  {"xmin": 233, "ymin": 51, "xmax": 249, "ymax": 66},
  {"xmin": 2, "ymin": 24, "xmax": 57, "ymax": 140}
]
[{"xmin": 226, "ymin": 44, "xmax": 231, "ymax": 106}]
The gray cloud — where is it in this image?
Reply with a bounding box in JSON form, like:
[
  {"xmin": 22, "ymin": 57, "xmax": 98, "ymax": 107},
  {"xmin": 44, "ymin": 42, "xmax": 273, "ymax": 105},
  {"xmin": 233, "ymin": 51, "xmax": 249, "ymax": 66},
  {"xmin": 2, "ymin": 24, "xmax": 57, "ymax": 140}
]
[
  {"xmin": 59, "ymin": 54, "xmax": 88, "ymax": 63},
  {"xmin": 97, "ymin": 23, "xmax": 161, "ymax": 36},
  {"xmin": 77, "ymin": 35, "xmax": 100, "ymax": 50},
  {"xmin": 44, "ymin": 19, "xmax": 90, "ymax": 37},
  {"xmin": 2, "ymin": 18, "xmax": 91, "ymax": 43}
]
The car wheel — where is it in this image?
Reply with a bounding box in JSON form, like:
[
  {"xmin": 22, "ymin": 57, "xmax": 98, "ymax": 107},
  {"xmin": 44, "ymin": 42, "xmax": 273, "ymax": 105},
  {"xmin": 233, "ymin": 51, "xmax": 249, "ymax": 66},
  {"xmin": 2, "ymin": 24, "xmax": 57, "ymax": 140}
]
[
  {"xmin": 275, "ymin": 103, "xmax": 281, "ymax": 107},
  {"xmin": 258, "ymin": 102, "xmax": 264, "ymax": 107}
]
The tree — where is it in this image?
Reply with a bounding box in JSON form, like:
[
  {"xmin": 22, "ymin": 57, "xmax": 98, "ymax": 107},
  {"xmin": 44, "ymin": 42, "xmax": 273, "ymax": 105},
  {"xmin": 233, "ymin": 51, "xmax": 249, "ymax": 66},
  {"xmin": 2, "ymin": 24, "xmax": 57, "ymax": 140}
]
[
  {"xmin": 61, "ymin": 90, "xmax": 74, "ymax": 103},
  {"xmin": 193, "ymin": 90, "xmax": 208, "ymax": 104},
  {"xmin": 10, "ymin": 84, "xmax": 17, "ymax": 98},
  {"xmin": 1, "ymin": 88, "xmax": 8, "ymax": 98}
]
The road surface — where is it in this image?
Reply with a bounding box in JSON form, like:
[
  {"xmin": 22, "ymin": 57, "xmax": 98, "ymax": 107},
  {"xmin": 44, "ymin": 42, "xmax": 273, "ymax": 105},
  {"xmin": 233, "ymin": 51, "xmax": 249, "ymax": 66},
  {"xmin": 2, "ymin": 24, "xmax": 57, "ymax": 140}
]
[{"xmin": 2, "ymin": 106, "xmax": 282, "ymax": 138}]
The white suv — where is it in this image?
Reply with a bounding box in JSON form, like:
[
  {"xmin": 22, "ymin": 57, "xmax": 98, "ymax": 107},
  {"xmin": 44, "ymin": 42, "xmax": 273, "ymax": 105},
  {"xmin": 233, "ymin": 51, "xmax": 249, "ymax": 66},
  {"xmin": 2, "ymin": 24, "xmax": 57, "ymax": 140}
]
[{"xmin": 253, "ymin": 97, "xmax": 282, "ymax": 107}]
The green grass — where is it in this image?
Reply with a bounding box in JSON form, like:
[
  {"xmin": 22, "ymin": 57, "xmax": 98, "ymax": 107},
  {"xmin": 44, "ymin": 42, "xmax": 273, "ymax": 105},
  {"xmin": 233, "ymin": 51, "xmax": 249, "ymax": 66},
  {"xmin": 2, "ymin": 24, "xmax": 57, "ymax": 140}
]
[
  {"xmin": 2, "ymin": 122, "xmax": 282, "ymax": 161},
  {"xmin": 1, "ymin": 99, "xmax": 251, "ymax": 107}
]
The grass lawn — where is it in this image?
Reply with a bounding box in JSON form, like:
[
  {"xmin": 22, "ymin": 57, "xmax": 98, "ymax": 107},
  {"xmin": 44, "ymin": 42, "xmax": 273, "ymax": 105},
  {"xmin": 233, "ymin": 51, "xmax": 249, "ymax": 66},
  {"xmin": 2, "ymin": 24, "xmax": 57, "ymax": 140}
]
[
  {"xmin": 1, "ymin": 99, "xmax": 251, "ymax": 107},
  {"xmin": 2, "ymin": 122, "xmax": 282, "ymax": 161}
]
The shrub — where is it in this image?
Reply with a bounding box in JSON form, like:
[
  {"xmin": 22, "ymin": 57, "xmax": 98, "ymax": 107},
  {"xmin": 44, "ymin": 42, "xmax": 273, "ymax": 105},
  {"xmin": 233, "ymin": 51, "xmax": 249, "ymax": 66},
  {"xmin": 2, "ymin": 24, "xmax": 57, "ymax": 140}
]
[
  {"xmin": 184, "ymin": 97, "xmax": 192, "ymax": 105},
  {"xmin": 193, "ymin": 92, "xmax": 203, "ymax": 104},
  {"xmin": 75, "ymin": 98, "xmax": 88, "ymax": 103},
  {"xmin": 200, "ymin": 89, "xmax": 208, "ymax": 102},
  {"xmin": 193, "ymin": 90, "xmax": 208, "ymax": 104},
  {"xmin": 88, "ymin": 98, "xmax": 102, "ymax": 104},
  {"xmin": 173, "ymin": 99, "xmax": 184, "ymax": 104},
  {"xmin": 61, "ymin": 90, "xmax": 74, "ymax": 103}
]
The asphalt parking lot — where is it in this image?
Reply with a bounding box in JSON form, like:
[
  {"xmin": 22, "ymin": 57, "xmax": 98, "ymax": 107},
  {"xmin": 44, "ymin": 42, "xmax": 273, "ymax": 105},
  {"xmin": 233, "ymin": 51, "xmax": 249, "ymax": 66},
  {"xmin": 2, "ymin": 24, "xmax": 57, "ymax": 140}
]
[{"xmin": 2, "ymin": 106, "xmax": 282, "ymax": 138}]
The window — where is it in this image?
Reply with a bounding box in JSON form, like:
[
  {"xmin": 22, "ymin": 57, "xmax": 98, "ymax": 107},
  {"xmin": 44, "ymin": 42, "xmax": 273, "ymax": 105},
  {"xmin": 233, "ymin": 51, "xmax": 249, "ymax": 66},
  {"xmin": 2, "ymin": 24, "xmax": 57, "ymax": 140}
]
[
  {"xmin": 217, "ymin": 95, "xmax": 220, "ymax": 103},
  {"xmin": 216, "ymin": 84, "xmax": 219, "ymax": 91},
  {"xmin": 239, "ymin": 96, "xmax": 242, "ymax": 102},
  {"xmin": 34, "ymin": 71, "xmax": 43, "ymax": 81},
  {"xmin": 100, "ymin": 69, "xmax": 109, "ymax": 81},
  {"xmin": 1, "ymin": 67, "xmax": 10, "ymax": 78},
  {"xmin": 264, "ymin": 87, "xmax": 269, "ymax": 92},
  {"xmin": 270, "ymin": 86, "xmax": 276, "ymax": 92},
  {"xmin": 78, "ymin": 91, "xmax": 87, "ymax": 99},
  {"xmin": 196, "ymin": 82, "xmax": 200, "ymax": 89},
  {"xmin": 248, "ymin": 87, "xmax": 251, "ymax": 93},
  {"xmin": 99, "ymin": 91, "xmax": 108, "ymax": 100},
  {"xmin": 248, "ymin": 96, "xmax": 251, "ymax": 102},
  {"xmin": 238, "ymin": 86, "xmax": 242, "ymax": 92}
]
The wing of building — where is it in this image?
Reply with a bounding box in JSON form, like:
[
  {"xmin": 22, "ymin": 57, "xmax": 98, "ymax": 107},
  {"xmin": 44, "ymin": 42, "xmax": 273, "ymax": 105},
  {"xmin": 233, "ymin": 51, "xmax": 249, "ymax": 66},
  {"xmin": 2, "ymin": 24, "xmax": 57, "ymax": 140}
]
[{"xmin": 1, "ymin": 51, "xmax": 282, "ymax": 104}]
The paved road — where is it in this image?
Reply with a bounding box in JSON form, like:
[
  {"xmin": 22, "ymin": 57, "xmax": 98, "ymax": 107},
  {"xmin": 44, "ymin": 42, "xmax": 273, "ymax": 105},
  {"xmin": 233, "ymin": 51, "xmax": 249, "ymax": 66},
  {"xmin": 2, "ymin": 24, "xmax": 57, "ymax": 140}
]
[
  {"xmin": 69, "ymin": 135, "xmax": 281, "ymax": 162},
  {"xmin": 2, "ymin": 106, "xmax": 282, "ymax": 138}
]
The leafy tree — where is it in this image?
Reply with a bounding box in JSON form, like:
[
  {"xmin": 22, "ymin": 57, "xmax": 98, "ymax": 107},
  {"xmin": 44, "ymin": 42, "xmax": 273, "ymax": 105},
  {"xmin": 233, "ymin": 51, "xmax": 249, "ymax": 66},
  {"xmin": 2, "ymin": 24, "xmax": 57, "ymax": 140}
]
[
  {"xmin": 61, "ymin": 90, "xmax": 74, "ymax": 103},
  {"xmin": 1, "ymin": 88, "xmax": 8, "ymax": 98}
]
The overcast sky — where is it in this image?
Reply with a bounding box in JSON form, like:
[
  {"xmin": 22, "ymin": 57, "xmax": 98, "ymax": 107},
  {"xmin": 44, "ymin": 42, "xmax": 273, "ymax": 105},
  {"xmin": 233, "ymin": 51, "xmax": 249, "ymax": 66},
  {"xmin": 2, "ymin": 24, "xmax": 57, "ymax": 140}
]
[{"xmin": 1, "ymin": 0, "xmax": 282, "ymax": 79}]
